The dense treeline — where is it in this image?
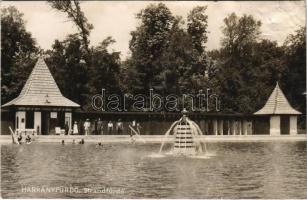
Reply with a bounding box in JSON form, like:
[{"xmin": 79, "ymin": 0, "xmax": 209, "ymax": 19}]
[
  {"xmin": 1, "ymin": 6, "xmax": 40, "ymax": 104},
  {"xmin": 1, "ymin": 2, "xmax": 305, "ymax": 119}
]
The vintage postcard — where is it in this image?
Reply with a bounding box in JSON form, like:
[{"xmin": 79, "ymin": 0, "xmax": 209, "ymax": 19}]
[{"xmin": 1, "ymin": 0, "xmax": 306, "ymax": 199}]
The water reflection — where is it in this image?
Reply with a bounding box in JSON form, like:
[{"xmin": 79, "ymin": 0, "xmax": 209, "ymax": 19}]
[{"xmin": 1, "ymin": 142, "xmax": 307, "ymax": 198}]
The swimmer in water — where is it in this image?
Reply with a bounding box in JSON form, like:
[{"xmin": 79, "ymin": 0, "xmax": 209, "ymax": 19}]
[
  {"xmin": 96, "ymin": 142, "xmax": 103, "ymax": 148},
  {"xmin": 72, "ymin": 139, "xmax": 76, "ymax": 144},
  {"xmin": 17, "ymin": 134, "xmax": 22, "ymax": 144},
  {"xmin": 79, "ymin": 139, "xmax": 84, "ymax": 144},
  {"xmin": 61, "ymin": 140, "xmax": 65, "ymax": 145},
  {"xmin": 25, "ymin": 135, "xmax": 31, "ymax": 144}
]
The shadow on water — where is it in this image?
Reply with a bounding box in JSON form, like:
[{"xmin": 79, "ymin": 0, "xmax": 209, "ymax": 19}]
[{"xmin": 1, "ymin": 141, "xmax": 307, "ymax": 198}]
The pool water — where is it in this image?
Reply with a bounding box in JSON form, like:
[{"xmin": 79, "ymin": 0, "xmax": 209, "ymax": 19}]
[{"xmin": 1, "ymin": 142, "xmax": 307, "ymax": 198}]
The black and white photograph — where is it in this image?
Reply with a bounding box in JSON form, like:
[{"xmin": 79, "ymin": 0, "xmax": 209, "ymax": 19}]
[{"xmin": 0, "ymin": 0, "xmax": 306, "ymax": 199}]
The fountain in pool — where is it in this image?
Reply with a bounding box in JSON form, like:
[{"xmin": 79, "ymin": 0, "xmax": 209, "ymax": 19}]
[{"xmin": 157, "ymin": 109, "xmax": 209, "ymax": 158}]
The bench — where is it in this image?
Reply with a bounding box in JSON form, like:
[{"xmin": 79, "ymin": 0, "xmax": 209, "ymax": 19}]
[{"xmin": 55, "ymin": 127, "xmax": 66, "ymax": 135}]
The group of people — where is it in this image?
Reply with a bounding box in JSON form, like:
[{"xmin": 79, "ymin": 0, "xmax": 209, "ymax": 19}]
[
  {"xmin": 70, "ymin": 118, "xmax": 141, "ymax": 135},
  {"xmin": 15, "ymin": 132, "xmax": 33, "ymax": 144}
]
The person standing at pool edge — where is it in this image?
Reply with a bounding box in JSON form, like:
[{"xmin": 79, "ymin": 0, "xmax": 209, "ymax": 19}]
[
  {"xmin": 116, "ymin": 119, "xmax": 124, "ymax": 135},
  {"xmin": 84, "ymin": 119, "xmax": 91, "ymax": 135},
  {"xmin": 73, "ymin": 121, "xmax": 78, "ymax": 135},
  {"xmin": 130, "ymin": 120, "xmax": 136, "ymax": 136},
  {"xmin": 64, "ymin": 121, "xmax": 69, "ymax": 135},
  {"xmin": 107, "ymin": 121, "xmax": 113, "ymax": 134},
  {"xmin": 97, "ymin": 118, "xmax": 103, "ymax": 135}
]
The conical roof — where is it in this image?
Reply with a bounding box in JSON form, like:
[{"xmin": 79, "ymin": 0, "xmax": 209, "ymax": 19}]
[
  {"xmin": 2, "ymin": 58, "xmax": 80, "ymax": 108},
  {"xmin": 254, "ymin": 82, "xmax": 301, "ymax": 115}
]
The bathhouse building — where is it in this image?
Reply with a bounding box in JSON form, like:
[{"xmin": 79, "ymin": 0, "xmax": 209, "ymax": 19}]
[
  {"xmin": 254, "ymin": 82, "xmax": 301, "ymax": 135},
  {"xmin": 2, "ymin": 58, "xmax": 80, "ymax": 135},
  {"xmin": 1, "ymin": 58, "xmax": 303, "ymax": 136}
]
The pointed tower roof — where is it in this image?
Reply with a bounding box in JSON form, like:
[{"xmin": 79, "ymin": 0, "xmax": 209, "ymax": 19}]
[
  {"xmin": 2, "ymin": 58, "xmax": 80, "ymax": 108},
  {"xmin": 254, "ymin": 82, "xmax": 301, "ymax": 115}
]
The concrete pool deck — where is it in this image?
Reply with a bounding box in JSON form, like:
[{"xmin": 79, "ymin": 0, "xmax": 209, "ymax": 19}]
[{"xmin": 0, "ymin": 134, "xmax": 307, "ymax": 144}]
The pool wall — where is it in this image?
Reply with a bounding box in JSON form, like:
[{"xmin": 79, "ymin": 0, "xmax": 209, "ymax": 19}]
[{"xmin": 0, "ymin": 134, "xmax": 306, "ymax": 144}]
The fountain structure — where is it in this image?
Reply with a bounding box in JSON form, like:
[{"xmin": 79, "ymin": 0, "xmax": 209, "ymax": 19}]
[{"xmin": 159, "ymin": 109, "xmax": 205, "ymax": 156}]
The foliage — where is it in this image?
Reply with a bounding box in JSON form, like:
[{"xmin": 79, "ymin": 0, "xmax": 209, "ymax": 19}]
[
  {"xmin": 47, "ymin": 0, "xmax": 93, "ymax": 61},
  {"xmin": 128, "ymin": 4, "xmax": 211, "ymax": 97},
  {"xmin": 1, "ymin": 6, "xmax": 39, "ymax": 104},
  {"xmin": 187, "ymin": 6, "xmax": 208, "ymax": 55},
  {"xmin": 1, "ymin": 3, "xmax": 305, "ymax": 116},
  {"xmin": 89, "ymin": 37, "xmax": 122, "ymax": 95},
  {"xmin": 45, "ymin": 34, "xmax": 121, "ymax": 109},
  {"xmin": 282, "ymin": 27, "xmax": 306, "ymax": 114},
  {"xmin": 46, "ymin": 1, "xmax": 121, "ymax": 109},
  {"xmin": 45, "ymin": 34, "xmax": 89, "ymax": 107},
  {"xmin": 213, "ymin": 13, "xmax": 287, "ymax": 113},
  {"xmin": 129, "ymin": 3, "xmax": 175, "ymax": 94}
]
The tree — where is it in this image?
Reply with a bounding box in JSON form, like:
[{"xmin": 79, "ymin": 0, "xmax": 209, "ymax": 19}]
[
  {"xmin": 129, "ymin": 3, "xmax": 175, "ymax": 94},
  {"xmin": 159, "ymin": 16, "xmax": 189, "ymax": 95},
  {"xmin": 248, "ymin": 39, "xmax": 286, "ymax": 111},
  {"xmin": 47, "ymin": 1, "xmax": 124, "ymax": 110},
  {"xmin": 161, "ymin": 15, "xmax": 210, "ymax": 95},
  {"xmin": 45, "ymin": 34, "xmax": 89, "ymax": 107},
  {"xmin": 214, "ymin": 13, "xmax": 287, "ymax": 113},
  {"xmin": 223, "ymin": 13, "xmax": 262, "ymax": 112},
  {"xmin": 187, "ymin": 6, "xmax": 208, "ymax": 55},
  {"xmin": 282, "ymin": 27, "xmax": 306, "ymax": 116},
  {"xmin": 1, "ymin": 6, "xmax": 39, "ymax": 104},
  {"xmin": 89, "ymin": 37, "xmax": 121, "ymax": 95},
  {"xmin": 182, "ymin": 6, "xmax": 210, "ymax": 94},
  {"xmin": 47, "ymin": 0, "xmax": 93, "ymax": 68},
  {"xmin": 119, "ymin": 59, "xmax": 143, "ymax": 94},
  {"xmin": 125, "ymin": 4, "xmax": 213, "ymax": 110},
  {"xmin": 128, "ymin": 4, "xmax": 211, "ymax": 96}
]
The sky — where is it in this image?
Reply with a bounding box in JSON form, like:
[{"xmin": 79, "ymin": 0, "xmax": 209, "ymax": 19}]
[{"xmin": 2, "ymin": 1, "xmax": 305, "ymax": 59}]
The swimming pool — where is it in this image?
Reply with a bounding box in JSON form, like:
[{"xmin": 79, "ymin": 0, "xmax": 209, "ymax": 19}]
[{"xmin": 1, "ymin": 142, "xmax": 307, "ymax": 198}]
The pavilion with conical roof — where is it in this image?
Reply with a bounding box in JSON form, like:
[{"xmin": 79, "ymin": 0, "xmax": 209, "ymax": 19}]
[
  {"xmin": 254, "ymin": 82, "xmax": 301, "ymax": 135},
  {"xmin": 2, "ymin": 58, "xmax": 80, "ymax": 135}
]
